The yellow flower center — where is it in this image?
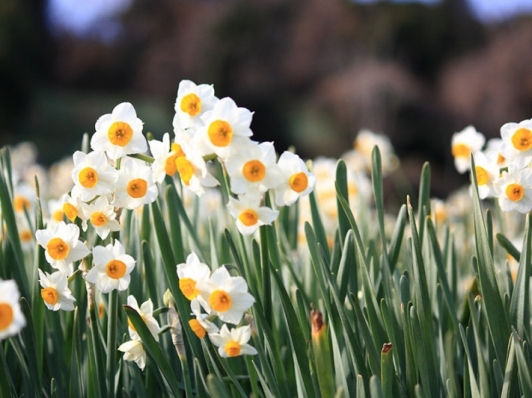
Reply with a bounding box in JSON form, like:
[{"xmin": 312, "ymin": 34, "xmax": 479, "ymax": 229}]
[
  {"xmin": 41, "ymin": 287, "xmax": 59, "ymax": 306},
  {"xmin": 98, "ymin": 303, "xmax": 105, "ymax": 319},
  {"xmin": 289, "ymin": 172, "xmax": 309, "ymax": 193},
  {"xmin": 497, "ymin": 153, "xmax": 506, "ymax": 166},
  {"xmin": 19, "ymin": 230, "xmax": 33, "ymax": 242},
  {"xmin": 127, "ymin": 178, "xmax": 148, "ymax": 198},
  {"xmin": 63, "ymin": 203, "xmax": 78, "ymax": 222},
  {"xmin": 91, "ymin": 212, "xmax": 107, "ymax": 227},
  {"xmin": 208, "ymin": 120, "xmax": 233, "ymax": 147},
  {"xmin": 451, "ymin": 143, "xmax": 470, "ymax": 158},
  {"xmin": 105, "ymin": 259, "xmax": 127, "ymax": 279},
  {"xmin": 242, "ymin": 160, "xmax": 266, "ymax": 182},
  {"xmin": 189, "ymin": 319, "xmax": 206, "ymax": 339},
  {"xmin": 78, "ymin": 167, "xmax": 99, "ymax": 188},
  {"xmin": 108, "ymin": 121, "xmax": 133, "ymax": 147},
  {"xmin": 475, "ymin": 166, "xmax": 489, "ymax": 186},
  {"xmin": 209, "ymin": 290, "xmax": 232, "ymax": 312},
  {"xmin": 224, "ymin": 341, "xmax": 241, "ymax": 357},
  {"xmin": 52, "ymin": 210, "xmax": 64, "ymax": 222},
  {"xmin": 13, "ymin": 195, "xmax": 30, "ymax": 212},
  {"xmin": 0, "ymin": 303, "xmax": 14, "ymax": 331},
  {"xmin": 238, "ymin": 209, "xmax": 258, "ymax": 227},
  {"xmin": 506, "ymin": 183, "xmax": 524, "ymax": 202},
  {"xmin": 47, "ymin": 237, "xmax": 70, "ymax": 260},
  {"xmin": 511, "ymin": 128, "xmax": 532, "ymax": 151},
  {"xmin": 164, "ymin": 144, "xmax": 186, "ymax": 176},
  {"xmin": 175, "ymin": 157, "xmax": 194, "ymax": 186},
  {"xmin": 179, "ymin": 277, "xmax": 198, "ymax": 300},
  {"xmin": 180, "ymin": 93, "xmax": 202, "ymax": 116}
]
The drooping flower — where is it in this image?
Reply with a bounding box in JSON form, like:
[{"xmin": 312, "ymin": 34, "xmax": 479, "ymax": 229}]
[
  {"xmin": 176, "ymin": 252, "xmax": 211, "ymax": 301},
  {"xmin": 70, "ymin": 151, "xmax": 118, "ymax": 202},
  {"xmin": 35, "ymin": 222, "xmax": 90, "ymax": 275},
  {"xmin": 501, "ymin": 118, "xmax": 532, "ymax": 169},
  {"xmin": 38, "ymin": 269, "xmax": 76, "ymax": 311},
  {"xmin": 80, "ymin": 195, "xmax": 121, "ymax": 239},
  {"xmin": 227, "ymin": 193, "xmax": 279, "ymax": 236},
  {"xmin": 91, "ymin": 102, "xmax": 147, "ymax": 160},
  {"xmin": 173, "ymin": 80, "xmax": 219, "ymax": 130},
  {"xmin": 208, "ymin": 324, "xmax": 257, "ymax": 358},
  {"xmin": 225, "ymin": 142, "xmax": 281, "ymax": 195},
  {"xmin": 196, "ymin": 266, "xmax": 255, "ymax": 325},
  {"xmin": 113, "ymin": 157, "xmax": 158, "ymax": 210},
  {"xmin": 85, "ymin": 240, "xmax": 136, "ymax": 293},
  {"xmin": 188, "ymin": 299, "xmax": 219, "ymax": 339},
  {"xmin": 126, "ymin": 296, "xmax": 160, "ymax": 342},
  {"xmin": 493, "ymin": 164, "xmax": 532, "ymax": 213},
  {"xmin": 61, "ymin": 194, "xmax": 83, "ymax": 223},
  {"xmin": 451, "ymin": 126, "xmax": 485, "ymax": 174},
  {"xmin": 199, "ymin": 97, "xmax": 254, "ymax": 159},
  {"xmin": 274, "ymin": 151, "xmax": 316, "ymax": 207},
  {"xmin": 118, "ymin": 339, "xmax": 146, "ymax": 370},
  {"xmin": 0, "ymin": 279, "xmax": 26, "ymax": 340}
]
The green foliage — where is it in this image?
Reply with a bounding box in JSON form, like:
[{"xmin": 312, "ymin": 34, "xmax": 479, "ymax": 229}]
[{"xmin": 2, "ymin": 145, "xmax": 532, "ymax": 397}]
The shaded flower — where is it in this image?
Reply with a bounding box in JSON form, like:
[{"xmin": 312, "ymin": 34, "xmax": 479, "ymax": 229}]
[
  {"xmin": 38, "ymin": 269, "xmax": 76, "ymax": 311},
  {"xmin": 208, "ymin": 324, "xmax": 257, "ymax": 358}
]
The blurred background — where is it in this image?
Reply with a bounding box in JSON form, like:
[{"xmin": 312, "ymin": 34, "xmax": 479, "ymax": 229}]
[{"xmin": 1, "ymin": 0, "xmax": 532, "ymax": 197}]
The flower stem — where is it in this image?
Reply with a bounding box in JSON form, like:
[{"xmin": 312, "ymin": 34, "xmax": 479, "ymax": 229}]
[{"xmin": 106, "ymin": 289, "xmax": 119, "ymax": 396}]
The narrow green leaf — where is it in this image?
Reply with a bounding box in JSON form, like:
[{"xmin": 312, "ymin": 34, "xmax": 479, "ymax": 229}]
[
  {"xmin": 509, "ymin": 214, "xmax": 531, "ymax": 336},
  {"xmin": 513, "ymin": 330, "xmax": 532, "ymax": 397},
  {"xmin": 19, "ymin": 298, "xmax": 41, "ymax": 395},
  {"xmin": 496, "ymin": 233, "xmax": 520, "ymax": 263},
  {"xmin": 381, "ymin": 343, "xmax": 394, "ymax": 398},
  {"xmin": 335, "ymin": 159, "xmax": 350, "ymax": 240},
  {"xmin": 371, "ymin": 146, "xmax": 388, "ymax": 257},
  {"xmin": 308, "ymin": 190, "xmax": 330, "ymax": 262},
  {"xmin": 470, "ymin": 155, "xmax": 510, "ymax": 365},
  {"xmin": 69, "ymin": 307, "xmax": 83, "ymax": 398},
  {"xmin": 388, "ymin": 205, "xmax": 407, "ymax": 271},
  {"xmin": 501, "ymin": 334, "xmax": 517, "ymax": 397},
  {"xmin": 165, "ymin": 185, "xmax": 186, "ymax": 264},
  {"xmin": 459, "ymin": 324, "xmax": 481, "ymax": 398},
  {"xmin": 270, "ymin": 268, "xmax": 313, "ymax": 395},
  {"xmin": 369, "ymin": 375, "xmax": 383, "ymax": 398},
  {"xmin": 416, "ymin": 162, "xmax": 431, "ymax": 243},
  {"xmin": 206, "ymin": 374, "xmax": 231, "ymax": 398}
]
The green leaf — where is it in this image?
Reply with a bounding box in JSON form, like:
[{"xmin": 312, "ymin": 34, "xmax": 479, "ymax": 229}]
[
  {"xmin": 470, "ymin": 155, "xmax": 510, "ymax": 365},
  {"xmin": 416, "ymin": 162, "xmax": 431, "ymax": 243},
  {"xmin": 496, "ymin": 233, "xmax": 520, "ymax": 263},
  {"xmin": 308, "ymin": 190, "xmax": 331, "ymax": 262},
  {"xmin": 206, "ymin": 374, "xmax": 231, "ymax": 398},
  {"xmin": 371, "ymin": 146, "xmax": 388, "ymax": 257},
  {"xmin": 513, "ymin": 330, "xmax": 532, "ymax": 397},
  {"xmin": 335, "ymin": 159, "xmax": 350, "ymax": 241}
]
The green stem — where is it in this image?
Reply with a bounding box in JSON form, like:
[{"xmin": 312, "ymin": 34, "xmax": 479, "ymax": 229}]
[
  {"xmin": 106, "ymin": 289, "xmax": 119, "ymax": 396},
  {"xmin": 127, "ymin": 153, "xmax": 154, "ymax": 163},
  {"xmin": 259, "ymin": 226, "xmax": 271, "ymax": 327}
]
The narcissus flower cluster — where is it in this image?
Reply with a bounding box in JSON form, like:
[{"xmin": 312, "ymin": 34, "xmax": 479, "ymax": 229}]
[
  {"xmin": 451, "ymin": 118, "xmax": 532, "ymax": 213},
  {"xmin": 177, "ymin": 252, "xmax": 257, "ymax": 357}
]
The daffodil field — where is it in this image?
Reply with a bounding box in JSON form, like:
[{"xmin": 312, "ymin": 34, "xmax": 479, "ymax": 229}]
[{"xmin": 2, "ymin": 80, "xmax": 532, "ymax": 397}]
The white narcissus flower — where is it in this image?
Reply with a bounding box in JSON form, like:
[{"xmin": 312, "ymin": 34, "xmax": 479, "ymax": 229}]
[
  {"xmin": 173, "ymin": 80, "xmax": 219, "ymax": 130},
  {"xmin": 38, "ymin": 269, "xmax": 76, "ymax": 311},
  {"xmin": 118, "ymin": 339, "xmax": 146, "ymax": 370},
  {"xmin": 174, "ymin": 139, "xmax": 219, "ymax": 197},
  {"xmin": 501, "ymin": 118, "xmax": 532, "ymax": 169},
  {"xmin": 451, "ymin": 126, "xmax": 486, "ymax": 174},
  {"xmin": 85, "ymin": 240, "xmax": 136, "ymax": 293},
  {"xmin": 0, "ymin": 279, "xmax": 26, "ymax": 340},
  {"xmin": 113, "ymin": 158, "xmax": 158, "ymax": 210},
  {"xmin": 227, "ymin": 194, "xmax": 279, "ymax": 236},
  {"xmin": 346, "ymin": 129, "xmax": 398, "ymax": 174},
  {"xmin": 90, "ymin": 102, "xmax": 147, "ymax": 160},
  {"xmin": 208, "ymin": 324, "xmax": 257, "ymax": 358},
  {"xmin": 493, "ymin": 164, "xmax": 532, "ymax": 213},
  {"xmin": 126, "ymin": 296, "xmax": 160, "ymax": 342},
  {"xmin": 176, "ymin": 252, "xmax": 211, "ymax": 301},
  {"xmin": 70, "ymin": 151, "xmax": 118, "ymax": 202},
  {"xmin": 148, "ymin": 132, "xmax": 185, "ymax": 183},
  {"xmin": 188, "ymin": 299, "xmax": 219, "ymax": 339},
  {"xmin": 196, "ymin": 266, "xmax": 255, "ymax": 325},
  {"xmin": 225, "ymin": 142, "xmax": 281, "ymax": 195},
  {"xmin": 199, "ymin": 97, "xmax": 254, "ymax": 159},
  {"xmin": 274, "ymin": 151, "xmax": 316, "ymax": 207},
  {"xmin": 35, "ymin": 222, "xmax": 90, "ymax": 276},
  {"xmin": 80, "ymin": 195, "xmax": 121, "ymax": 239},
  {"xmin": 485, "ymin": 138, "xmax": 509, "ymax": 169},
  {"xmin": 61, "ymin": 194, "xmax": 84, "ymax": 223},
  {"xmin": 472, "ymin": 151, "xmax": 499, "ymax": 199},
  {"xmin": 13, "ymin": 182, "xmax": 36, "ymax": 216}
]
